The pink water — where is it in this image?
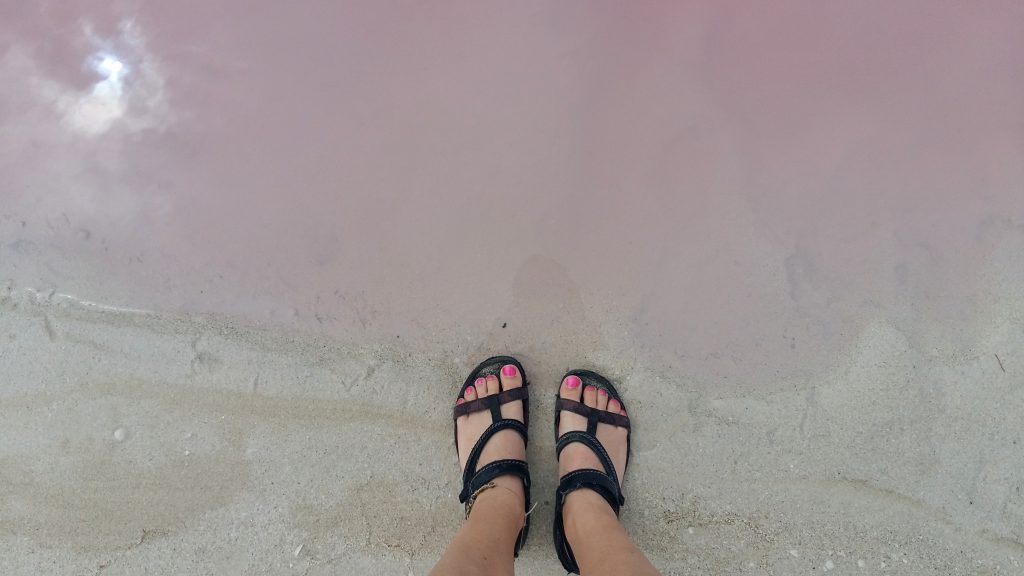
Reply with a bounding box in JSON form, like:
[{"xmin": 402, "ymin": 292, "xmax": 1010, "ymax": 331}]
[{"xmin": 3, "ymin": 1, "xmax": 1023, "ymax": 390}]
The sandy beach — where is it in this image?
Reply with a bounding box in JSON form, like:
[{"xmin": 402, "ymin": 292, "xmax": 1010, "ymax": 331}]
[{"xmin": 2, "ymin": 263, "xmax": 1022, "ymax": 575}]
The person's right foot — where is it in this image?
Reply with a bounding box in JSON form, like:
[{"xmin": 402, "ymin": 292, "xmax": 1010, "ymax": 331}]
[{"xmin": 556, "ymin": 374, "xmax": 629, "ymax": 488}]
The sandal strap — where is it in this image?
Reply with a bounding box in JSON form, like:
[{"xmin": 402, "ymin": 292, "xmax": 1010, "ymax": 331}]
[
  {"xmin": 556, "ymin": 430, "xmax": 621, "ymax": 487},
  {"xmin": 557, "ymin": 468, "xmax": 622, "ymax": 512},
  {"xmin": 555, "ymin": 396, "xmax": 630, "ymax": 433},
  {"xmin": 460, "ymin": 418, "xmax": 529, "ymax": 499},
  {"xmin": 454, "ymin": 386, "xmax": 529, "ymax": 421},
  {"xmin": 553, "ymin": 468, "xmax": 622, "ymax": 574},
  {"xmin": 459, "ymin": 458, "xmax": 531, "ymax": 504}
]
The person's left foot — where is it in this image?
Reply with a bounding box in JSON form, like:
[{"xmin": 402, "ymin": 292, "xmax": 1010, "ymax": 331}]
[{"xmin": 455, "ymin": 364, "xmax": 527, "ymax": 500}]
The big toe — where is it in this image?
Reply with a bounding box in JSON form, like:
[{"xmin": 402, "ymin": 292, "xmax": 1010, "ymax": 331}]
[
  {"xmin": 558, "ymin": 374, "xmax": 585, "ymax": 435},
  {"xmin": 498, "ymin": 364, "xmax": 524, "ymax": 422}
]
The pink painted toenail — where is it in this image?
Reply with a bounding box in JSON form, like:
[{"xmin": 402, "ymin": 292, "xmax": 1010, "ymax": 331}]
[
  {"xmin": 501, "ymin": 364, "xmax": 517, "ymax": 377},
  {"xmin": 565, "ymin": 375, "xmax": 582, "ymax": 389},
  {"xmin": 465, "ymin": 386, "xmax": 475, "ymax": 396},
  {"xmin": 475, "ymin": 377, "xmax": 486, "ymax": 387},
  {"xmin": 598, "ymin": 388, "xmax": 608, "ymax": 396},
  {"xmin": 585, "ymin": 385, "xmax": 596, "ymax": 393},
  {"xmin": 456, "ymin": 398, "xmax": 464, "ymax": 405}
]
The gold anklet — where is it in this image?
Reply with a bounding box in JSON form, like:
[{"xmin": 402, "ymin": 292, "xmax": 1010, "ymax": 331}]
[{"xmin": 464, "ymin": 482, "xmax": 524, "ymax": 519}]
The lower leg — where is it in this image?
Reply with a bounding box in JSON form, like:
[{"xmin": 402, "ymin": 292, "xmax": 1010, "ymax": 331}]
[
  {"xmin": 429, "ymin": 476, "xmax": 524, "ymax": 576},
  {"xmin": 563, "ymin": 487, "xmax": 660, "ymax": 576}
]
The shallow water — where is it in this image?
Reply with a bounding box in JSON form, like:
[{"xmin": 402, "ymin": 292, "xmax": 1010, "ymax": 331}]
[{"xmin": 4, "ymin": 2, "xmax": 1022, "ymax": 378}]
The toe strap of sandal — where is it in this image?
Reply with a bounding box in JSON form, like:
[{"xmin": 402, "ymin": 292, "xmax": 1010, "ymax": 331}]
[
  {"xmin": 455, "ymin": 386, "xmax": 529, "ymax": 421},
  {"xmin": 556, "ymin": 396, "xmax": 630, "ymax": 432}
]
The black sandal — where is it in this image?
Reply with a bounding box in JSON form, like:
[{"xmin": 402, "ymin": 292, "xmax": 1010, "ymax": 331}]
[
  {"xmin": 452, "ymin": 355, "xmax": 532, "ymax": 556},
  {"xmin": 552, "ymin": 369, "xmax": 631, "ymax": 574}
]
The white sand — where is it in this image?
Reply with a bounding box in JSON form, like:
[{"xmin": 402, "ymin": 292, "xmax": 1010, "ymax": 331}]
[{"xmin": 1, "ymin": 280, "xmax": 1021, "ymax": 575}]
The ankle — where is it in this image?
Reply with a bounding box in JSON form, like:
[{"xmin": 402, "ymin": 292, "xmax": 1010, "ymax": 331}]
[
  {"xmin": 562, "ymin": 489, "xmax": 619, "ymax": 544},
  {"xmin": 466, "ymin": 476, "xmax": 526, "ymax": 530}
]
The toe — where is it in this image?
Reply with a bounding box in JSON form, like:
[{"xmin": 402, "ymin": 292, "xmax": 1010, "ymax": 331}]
[
  {"xmin": 596, "ymin": 387, "xmax": 609, "ymax": 410},
  {"xmin": 583, "ymin": 384, "xmax": 598, "ymax": 408},
  {"xmin": 608, "ymin": 398, "xmax": 620, "ymax": 414},
  {"xmin": 557, "ymin": 374, "xmax": 585, "ymax": 436},
  {"xmin": 498, "ymin": 364, "xmax": 524, "ymax": 422},
  {"xmin": 485, "ymin": 374, "xmax": 500, "ymax": 396},
  {"xmin": 499, "ymin": 364, "xmax": 522, "ymax": 389},
  {"xmin": 560, "ymin": 374, "xmax": 583, "ymax": 402},
  {"xmin": 463, "ymin": 384, "xmax": 477, "ymax": 402},
  {"xmin": 474, "ymin": 376, "xmax": 488, "ymax": 397}
]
